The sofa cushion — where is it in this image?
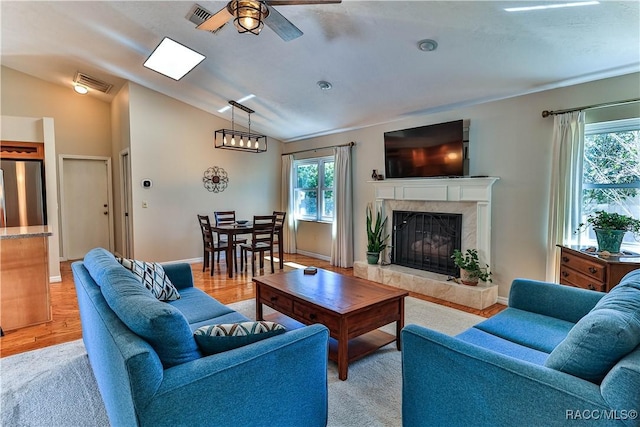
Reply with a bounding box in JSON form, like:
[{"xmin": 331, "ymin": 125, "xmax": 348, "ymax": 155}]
[
  {"xmin": 194, "ymin": 321, "xmax": 286, "ymax": 355},
  {"xmin": 169, "ymin": 287, "xmax": 235, "ymax": 324},
  {"xmin": 86, "ymin": 252, "xmax": 202, "ymax": 368},
  {"xmin": 117, "ymin": 257, "xmax": 180, "ymax": 301},
  {"xmin": 456, "ymin": 328, "xmax": 550, "ymax": 365},
  {"xmin": 545, "ymin": 280, "xmax": 640, "ymax": 383},
  {"xmin": 473, "ymin": 308, "xmax": 575, "ymax": 353}
]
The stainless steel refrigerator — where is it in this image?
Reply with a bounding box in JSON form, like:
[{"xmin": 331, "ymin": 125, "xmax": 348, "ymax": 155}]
[{"xmin": 0, "ymin": 159, "xmax": 47, "ymax": 227}]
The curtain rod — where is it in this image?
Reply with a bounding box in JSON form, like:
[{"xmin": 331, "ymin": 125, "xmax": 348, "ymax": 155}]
[
  {"xmin": 541, "ymin": 98, "xmax": 640, "ymax": 118},
  {"xmin": 281, "ymin": 141, "xmax": 356, "ymax": 156}
]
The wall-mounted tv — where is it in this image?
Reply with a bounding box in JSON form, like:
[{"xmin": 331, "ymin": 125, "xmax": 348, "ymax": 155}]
[{"xmin": 384, "ymin": 119, "xmax": 469, "ymax": 179}]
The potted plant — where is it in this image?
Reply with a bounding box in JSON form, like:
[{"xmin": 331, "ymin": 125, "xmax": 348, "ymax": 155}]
[
  {"xmin": 451, "ymin": 249, "xmax": 492, "ymax": 286},
  {"xmin": 366, "ymin": 205, "xmax": 389, "ymax": 264},
  {"xmin": 577, "ymin": 211, "xmax": 640, "ymax": 254}
]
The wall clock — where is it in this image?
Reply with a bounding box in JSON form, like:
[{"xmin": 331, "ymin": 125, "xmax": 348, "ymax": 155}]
[{"xmin": 202, "ymin": 166, "xmax": 229, "ymax": 193}]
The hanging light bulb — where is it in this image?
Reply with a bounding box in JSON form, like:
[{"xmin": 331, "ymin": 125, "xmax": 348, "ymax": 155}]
[
  {"xmin": 231, "ymin": 135, "xmax": 236, "ymax": 146},
  {"xmin": 239, "ymin": 137, "xmax": 244, "ymax": 147},
  {"xmin": 223, "ymin": 134, "xmax": 227, "ymax": 145},
  {"xmin": 254, "ymin": 139, "xmax": 259, "ymax": 149}
]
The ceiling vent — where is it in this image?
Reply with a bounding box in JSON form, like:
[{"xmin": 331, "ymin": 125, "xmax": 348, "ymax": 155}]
[
  {"xmin": 73, "ymin": 72, "xmax": 113, "ymax": 94},
  {"xmin": 186, "ymin": 3, "xmax": 226, "ymax": 33}
]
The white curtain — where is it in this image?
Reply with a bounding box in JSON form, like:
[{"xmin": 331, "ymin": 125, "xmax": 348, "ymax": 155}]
[
  {"xmin": 546, "ymin": 111, "xmax": 585, "ymax": 282},
  {"xmin": 331, "ymin": 145, "xmax": 354, "ymax": 267},
  {"xmin": 280, "ymin": 155, "xmax": 297, "ymax": 254}
]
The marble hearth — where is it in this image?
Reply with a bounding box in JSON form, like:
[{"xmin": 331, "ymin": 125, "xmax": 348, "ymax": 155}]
[{"xmin": 355, "ymin": 177, "xmax": 499, "ymax": 310}]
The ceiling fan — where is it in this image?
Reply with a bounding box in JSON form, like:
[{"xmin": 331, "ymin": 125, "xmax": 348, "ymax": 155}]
[{"xmin": 196, "ymin": 0, "xmax": 341, "ymax": 42}]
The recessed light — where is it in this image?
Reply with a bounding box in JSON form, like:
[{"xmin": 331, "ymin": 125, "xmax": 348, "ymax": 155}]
[
  {"xmin": 144, "ymin": 37, "xmax": 205, "ymax": 80},
  {"xmin": 504, "ymin": 1, "xmax": 599, "ymax": 12},
  {"xmin": 417, "ymin": 39, "xmax": 438, "ymax": 52},
  {"xmin": 73, "ymin": 84, "xmax": 89, "ymax": 95},
  {"xmin": 317, "ymin": 81, "xmax": 332, "ymax": 91}
]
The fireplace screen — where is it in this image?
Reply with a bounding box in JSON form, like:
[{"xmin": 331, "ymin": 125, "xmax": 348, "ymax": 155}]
[{"xmin": 391, "ymin": 211, "xmax": 462, "ymax": 276}]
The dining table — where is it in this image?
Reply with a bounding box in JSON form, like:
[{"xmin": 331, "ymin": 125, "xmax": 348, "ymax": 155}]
[{"xmin": 211, "ymin": 221, "xmax": 284, "ymax": 278}]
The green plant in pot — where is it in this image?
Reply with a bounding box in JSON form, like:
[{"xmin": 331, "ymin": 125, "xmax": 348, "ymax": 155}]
[
  {"xmin": 451, "ymin": 249, "xmax": 492, "ymax": 286},
  {"xmin": 577, "ymin": 211, "xmax": 640, "ymax": 254},
  {"xmin": 366, "ymin": 205, "xmax": 389, "ymax": 264}
]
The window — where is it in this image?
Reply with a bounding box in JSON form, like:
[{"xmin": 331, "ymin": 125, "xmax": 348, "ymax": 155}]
[
  {"xmin": 580, "ymin": 117, "xmax": 640, "ymax": 251},
  {"xmin": 294, "ymin": 156, "xmax": 334, "ymax": 222}
]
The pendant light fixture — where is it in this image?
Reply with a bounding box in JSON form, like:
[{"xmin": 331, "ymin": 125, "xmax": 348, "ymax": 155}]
[{"xmin": 215, "ymin": 100, "xmax": 267, "ymax": 153}]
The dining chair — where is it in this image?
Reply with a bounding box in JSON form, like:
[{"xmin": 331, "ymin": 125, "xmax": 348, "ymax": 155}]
[
  {"xmin": 273, "ymin": 211, "xmax": 286, "ymax": 269},
  {"xmin": 239, "ymin": 215, "xmax": 276, "ymax": 276},
  {"xmin": 197, "ymin": 214, "xmax": 229, "ymax": 276},
  {"xmin": 214, "ymin": 211, "xmax": 248, "ymax": 243}
]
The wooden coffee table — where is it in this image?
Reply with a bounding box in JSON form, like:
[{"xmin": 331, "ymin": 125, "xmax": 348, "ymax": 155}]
[{"xmin": 254, "ymin": 268, "xmax": 408, "ymax": 380}]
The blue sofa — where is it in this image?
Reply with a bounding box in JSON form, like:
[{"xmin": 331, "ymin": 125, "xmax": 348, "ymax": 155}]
[
  {"xmin": 402, "ymin": 272, "xmax": 640, "ymax": 427},
  {"xmin": 72, "ymin": 248, "xmax": 329, "ymax": 427}
]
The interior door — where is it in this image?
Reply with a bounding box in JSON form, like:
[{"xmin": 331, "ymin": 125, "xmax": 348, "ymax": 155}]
[{"xmin": 61, "ymin": 157, "xmax": 112, "ymax": 259}]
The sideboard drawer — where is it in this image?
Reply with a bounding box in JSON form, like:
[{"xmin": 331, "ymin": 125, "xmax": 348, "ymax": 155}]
[
  {"xmin": 560, "ymin": 251, "xmax": 605, "ymax": 281},
  {"xmin": 559, "ymin": 266, "xmax": 605, "ymax": 292}
]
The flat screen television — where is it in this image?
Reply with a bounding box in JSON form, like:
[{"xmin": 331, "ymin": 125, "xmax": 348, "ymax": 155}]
[{"xmin": 384, "ymin": 119, "xmax": 468, "ymax": 179}]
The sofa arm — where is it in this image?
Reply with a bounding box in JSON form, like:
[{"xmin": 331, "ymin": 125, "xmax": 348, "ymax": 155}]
[
  {"xmin": 508, "ymin": 278, "xmax": 604, "ymax": 323},
  {"xmin": 161, "ymin": 262, "xmax": 194, "ymax": 289},
  {"xmin": 140, "ymin": 324, "xmax": 329, "ymax": 427},
  {"xmin": 401, "ymin": 324, "xmax": 621, "ymax": 427}
]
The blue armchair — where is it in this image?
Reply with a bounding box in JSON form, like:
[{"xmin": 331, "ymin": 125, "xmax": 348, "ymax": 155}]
[{"xmin": 402, "ymin": 274, "xmax": 640, "ymax": 426}]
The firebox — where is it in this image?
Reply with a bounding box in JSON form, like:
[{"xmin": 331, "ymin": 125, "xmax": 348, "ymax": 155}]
[{"xmin": 391, "ymin": 211, "xmax": 462, "ymax": 276}]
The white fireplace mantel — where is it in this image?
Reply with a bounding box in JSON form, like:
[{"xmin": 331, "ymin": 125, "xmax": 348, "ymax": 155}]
[{"xmin": 371, "ymin": 177, "xmax": 499, "ymax": 268}]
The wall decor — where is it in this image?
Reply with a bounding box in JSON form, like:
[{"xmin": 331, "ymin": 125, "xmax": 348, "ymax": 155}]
[{"xmin": 202, "ymin": 166, "xmax": 229, "ymax": 193}]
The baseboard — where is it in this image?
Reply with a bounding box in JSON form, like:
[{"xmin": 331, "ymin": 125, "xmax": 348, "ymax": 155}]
[
  {"xmin": 162, "ymin": 257, "xmax": 204, "ymax": 265},
  {"xmin": 497, "ymin": 295, "xmax": 508, "ymax": 306},
  {"xmin": 49, "ymin": 275, "xmax": 62, "ymax": 283},
  {"xmin": 295, "ymin": 249, "xmax": 331, "ymax": 262}
]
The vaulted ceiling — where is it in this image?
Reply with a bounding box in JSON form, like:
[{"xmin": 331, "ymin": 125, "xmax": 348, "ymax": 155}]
[{"xmin": 2, "ymin": 1, "xmax": 639, "ymax": 141}]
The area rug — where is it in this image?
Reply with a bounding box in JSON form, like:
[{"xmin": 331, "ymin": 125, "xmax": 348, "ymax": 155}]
[{"xmin": 0, "ymin": 297, "xmax": 483, "ymax": 427}]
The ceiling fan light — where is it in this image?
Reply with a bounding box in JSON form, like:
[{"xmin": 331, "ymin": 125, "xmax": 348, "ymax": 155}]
[{"xmin": 229, "ymin": 0, "xmax": 269, "ymax": 35}]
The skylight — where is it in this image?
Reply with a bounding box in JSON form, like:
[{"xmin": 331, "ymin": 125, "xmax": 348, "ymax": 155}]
[
  {"xmin": 144, "ymin": 37, "xmax": 205, "ymax": 80},
  {"xmin": 504, "ymin": 1, "xmax": 599, "ymax": 12}
]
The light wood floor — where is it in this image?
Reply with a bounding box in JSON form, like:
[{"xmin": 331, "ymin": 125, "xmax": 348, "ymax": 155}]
[{"xmin": 0, "ymin": 253, "xmax": 506, "ymax": 358}]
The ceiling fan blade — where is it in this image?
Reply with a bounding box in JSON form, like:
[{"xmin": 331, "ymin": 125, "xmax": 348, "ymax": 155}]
[
  {"xmin": 196, "ymin": 5, "xmax": 233, "ymax": 32},
  {"xmin": 264, "ymin": 4, "xmax": 303, "ymax": 42},
  {"xmin": 266, "ymin": 1, "xmax": 341, "ymax": 5}
]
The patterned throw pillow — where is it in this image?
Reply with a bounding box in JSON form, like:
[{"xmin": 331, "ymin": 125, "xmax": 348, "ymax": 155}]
[
  {"xmin": 116, "ymin": 257, "xmax": 180, "ymax": 301},
  {"xmin": 194, "ymin": 321, "xmax": 286, "ymax": 355}
]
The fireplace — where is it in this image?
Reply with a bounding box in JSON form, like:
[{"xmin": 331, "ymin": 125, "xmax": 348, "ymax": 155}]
[{"xmin": 392, "ymin": 211, "xmax": 462, "ymax": 276}]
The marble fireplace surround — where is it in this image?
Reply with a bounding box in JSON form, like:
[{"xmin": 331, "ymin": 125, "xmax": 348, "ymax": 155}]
[{"xmin": 354, "ymin": 177, "xmax": 500, "ymax": 309}]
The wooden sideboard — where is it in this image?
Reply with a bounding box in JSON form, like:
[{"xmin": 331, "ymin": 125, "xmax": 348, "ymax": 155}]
[{"xmin": 558, "ymin": 245, "xmax": 640, "ymax": 292}]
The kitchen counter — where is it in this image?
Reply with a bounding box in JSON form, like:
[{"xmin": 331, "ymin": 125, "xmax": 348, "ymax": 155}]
[
  {"xmin": 0, "ymin": 225, "xmax": 53, "ymax": 239},
  {"xmin": 1, "ymin": 225, "xmax": 53, "ymax": 333}
]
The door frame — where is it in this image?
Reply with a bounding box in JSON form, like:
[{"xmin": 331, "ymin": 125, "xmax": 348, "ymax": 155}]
[
  {"xmin": 119, "ymin": 148, "xmax": 133, "ymax": 259},
  {"xmin": 58, "ymin": 155, "xmax": 114, "ymax": 260}
]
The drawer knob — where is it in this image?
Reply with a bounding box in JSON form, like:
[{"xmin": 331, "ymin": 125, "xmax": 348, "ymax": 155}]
[
  {"xmin": 270, "ymin": 296, "xmax": 277, "ymax": 302},
  {"xmin": 588, "ymin": 267, "xmax": 598, "ymax": 274},
  {"xmin": 561, "ymin": 271, "xmax": 569, "ymax": 277},
  {"xmin": 588, "ymin": 284, "xmax": 596, "ymax": 291},
  {"xmin": 309, "ymin": 313, "xmax": 317, "ymax": 320},
  {"xmin": 562, "ymin": 256, "xmax": 570, "ymax": 263}
]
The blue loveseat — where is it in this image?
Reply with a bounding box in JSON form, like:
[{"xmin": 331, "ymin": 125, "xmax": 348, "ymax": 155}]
[
  {"xmin": 402, "ymin": 272, "xmax": 640, "ymax": 427},
  {"xmin": 72, "ymin": 248, "xmax": 330, "ymax": 427}
]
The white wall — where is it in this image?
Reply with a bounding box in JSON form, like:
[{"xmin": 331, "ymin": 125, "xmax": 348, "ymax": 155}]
[
  {"xmin": 285, "ymin": 72, "xmax": 640, "ymax": 299},
  {"xmin": 126, "ymin": 83, "xmax": 283, "ymax": 262}
]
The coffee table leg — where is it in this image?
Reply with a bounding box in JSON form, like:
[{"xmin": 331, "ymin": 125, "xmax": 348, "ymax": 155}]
[
  {"xmin": 396, "ymin": 297, "xmax": 405, "ymax": 350},
  {"xmin": 256, "ymin": 286, "xmax": 264, "ymax": 321},
  {"xmin": 338, "ymin": 321, "xmax": 349, "ymax": 380}
]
